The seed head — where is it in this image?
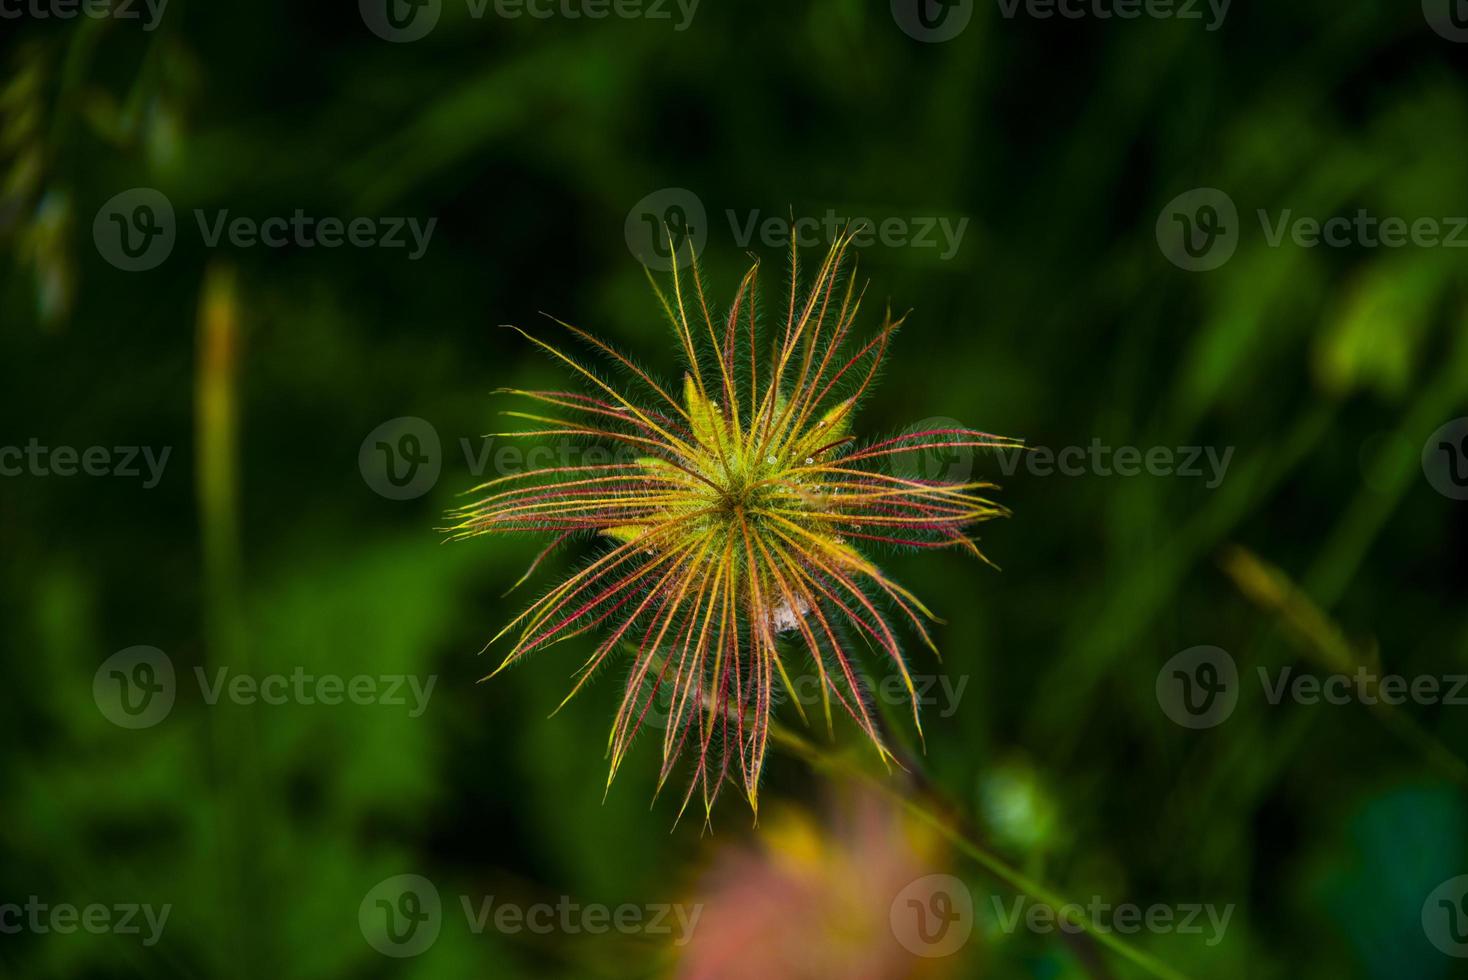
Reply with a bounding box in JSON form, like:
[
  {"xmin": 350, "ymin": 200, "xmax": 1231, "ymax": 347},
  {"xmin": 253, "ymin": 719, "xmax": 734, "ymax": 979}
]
[{"xmin": 447, "ymin": 232, "xmax": 1018, "ymax": 822}]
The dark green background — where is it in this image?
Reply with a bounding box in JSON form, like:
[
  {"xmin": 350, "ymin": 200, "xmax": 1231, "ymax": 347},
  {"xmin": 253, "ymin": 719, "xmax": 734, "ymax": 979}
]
[{"xmin": 3, "ymin": 0, "xmax": 1468, "ymax": 976}]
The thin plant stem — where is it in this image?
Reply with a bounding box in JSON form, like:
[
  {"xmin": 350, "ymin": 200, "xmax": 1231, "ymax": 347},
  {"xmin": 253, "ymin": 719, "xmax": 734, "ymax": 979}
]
[
  {"xmin": 196, "ymin": 263, "xmax": 265, "ymax": 979},
  {"xmin": 766, "ymin": 720, "xmax": 1193, "ymax": 980}
]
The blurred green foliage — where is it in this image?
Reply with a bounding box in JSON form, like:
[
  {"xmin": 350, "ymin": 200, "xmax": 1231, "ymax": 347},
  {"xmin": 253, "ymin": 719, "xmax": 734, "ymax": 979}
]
[{"xmin": 2, "ymin": 1, "xmax": 1468, "ymax": 977}]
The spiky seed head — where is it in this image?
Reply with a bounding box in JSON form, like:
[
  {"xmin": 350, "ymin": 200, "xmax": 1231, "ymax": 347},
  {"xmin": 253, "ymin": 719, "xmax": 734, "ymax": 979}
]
[{"xmin": 446, "ymin": 231, "xmax": 1019, "ymax": 823}]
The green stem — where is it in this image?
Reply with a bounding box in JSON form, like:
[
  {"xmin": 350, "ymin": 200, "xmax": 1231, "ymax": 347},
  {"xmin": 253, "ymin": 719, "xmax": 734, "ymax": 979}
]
[
  {"xmin": 196, "ymin": 263, "xmax": 263, "ymax": 980},
  {"xmin": 767, "ymin": 721, "xmax": 1192, "ymax": 980}
]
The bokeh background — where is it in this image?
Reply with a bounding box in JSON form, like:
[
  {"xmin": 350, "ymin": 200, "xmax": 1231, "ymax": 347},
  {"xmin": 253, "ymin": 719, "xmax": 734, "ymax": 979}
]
[{"xmin": 4, "ymin": 0, "xmax": 1468, "ymax": 976}]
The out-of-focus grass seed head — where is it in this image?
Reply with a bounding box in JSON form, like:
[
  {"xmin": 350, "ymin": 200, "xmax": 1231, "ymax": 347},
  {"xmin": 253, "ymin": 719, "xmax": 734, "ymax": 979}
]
[{"xmin": 446, "ymin": 230, "xmax": 1018, "ymax": 823}]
